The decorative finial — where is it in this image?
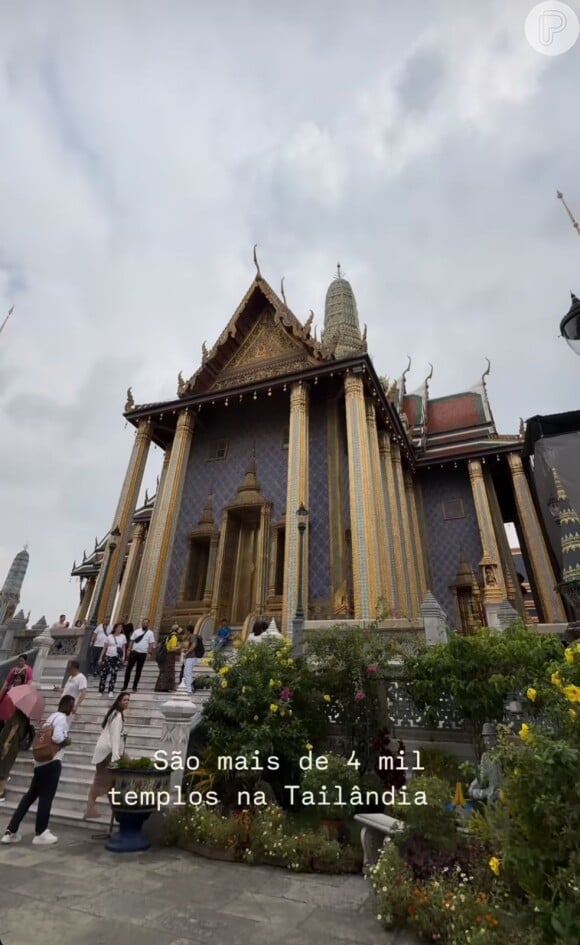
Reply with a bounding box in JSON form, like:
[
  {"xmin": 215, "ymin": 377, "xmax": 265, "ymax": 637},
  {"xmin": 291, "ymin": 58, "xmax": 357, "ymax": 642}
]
[
  {"xmin": 336, "ymin": 262, "xmax": 342, "ymax": 280},
  {"xmin": 280, "ymin": 276, "xmax": 287, "ymax": 306},
  {"xmin": 425, "ymin": 363, "xmax": 434, "ymax": 384},
  {"xmin": 94, "ymin": 536, "xmax": 98, "ymax": 550},
  {"xmin": 156, "ymin": 474, "xmax": 160, "ymax": 491},
  {"xmin": 145, "ymin": 487, "xmax": 149, "ymax": 503},
  {"xmin": 557, "ymin": 191, "xmax": 580, "ymax": 236},
  {"xmin": 361, "ymin": 323, "xmax": 367, "ymax": 345},
  {"xmin": 177, "ymin": 370, "xmax": 185, "ymax": 394},
  {"xmin": 402, "ymin": 355, "xmax": 412, "ymax": 390},
  {"xmin": 519, "ymin": 417, "xmax": 525, "ymax": 438},
  {"xmin": 125, "ymin": 387, "xmax": 135, "ymax": 411},
  {"xmin": 253, "ymin": 244, "xmax": 262, "ymax": 278},
  {"xmin": 302, "ymin": 310, "xmax": 314, "ymax": 338},
  {"xmin": 23, "ymin": 543, "xmax": 28, "ymax": 552},
  {"xmin": 482, "ymin": 357, "xmax": 491, "ymax": 384}
]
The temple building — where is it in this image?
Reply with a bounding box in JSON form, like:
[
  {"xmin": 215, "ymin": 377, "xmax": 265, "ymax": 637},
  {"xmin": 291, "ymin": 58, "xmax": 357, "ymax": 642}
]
[
  {"xmin": 71, "ymin": 268, "xmax": 568, "ymax": 637},
  {"xmin": 0, "ymin": 546, "xmax": 29, "ymax": 626}
]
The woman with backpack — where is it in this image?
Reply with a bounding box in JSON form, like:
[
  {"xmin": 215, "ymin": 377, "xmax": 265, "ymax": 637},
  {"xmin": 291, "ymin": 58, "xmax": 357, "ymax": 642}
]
[
  {"xmin": 84, "ymin": 691, "xmax": 130, "ymax": 820},
  {"xmin": 154, "ymin": 625, "xmax": 180, "ymax": 692}
]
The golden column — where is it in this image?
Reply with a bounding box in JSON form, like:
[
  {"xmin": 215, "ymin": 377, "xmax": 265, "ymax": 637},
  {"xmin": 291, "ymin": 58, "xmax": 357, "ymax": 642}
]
[
  {"xmin": 94, "ymin": 418, "xmax": 153, "ymax": 623},
  {"xmin": 140, "ymin": 410, "xmax": 194, "ymax": 632},
  {"xmin": 75, "ymin": 576, "xmax": 96, "ymax": 624},
  {"xmin": 379, "ymin": 431, "xmax": 408, "ymax": 616},
  {"xmin": 115, "ymin": 522, "xmax": 146, "ymax": 621},
  {"xmin": 405, "ymin": 469, "xmax": 428, "ymax": 600},
  {"xmin": 344, "ymin": 374, "xmax": 378, "ymax": 620},
  {"xmin": 326, "ymin": 399, "xmax": 347, "ymax": 610},
  {"xmin": 130, "ymin": 447, "xmax": 172, "ymax": 625},
  {"xmin": 282, "ymin": 382, "xmax": 309, "ymax": 633},
  {"xmin": 392, "ymin": 443, "xmax": 419, "ymax": 616},
  {"xmin": 507, "ymin": 452, "xmax": 566, "ymax": 623},
  {"xmin": 365, "ymin": 401, "xmax": 393, "ymax": 613},
  {"xmin": 468, "ymin": 459, "xmax": 506, "ymax": 617}
]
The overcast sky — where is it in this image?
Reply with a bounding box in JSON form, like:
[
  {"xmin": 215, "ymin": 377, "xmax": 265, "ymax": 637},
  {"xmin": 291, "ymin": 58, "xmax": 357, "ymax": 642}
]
[{"xmin": 1, "ymin": 0, "xmax": 579, "ymax": 624}]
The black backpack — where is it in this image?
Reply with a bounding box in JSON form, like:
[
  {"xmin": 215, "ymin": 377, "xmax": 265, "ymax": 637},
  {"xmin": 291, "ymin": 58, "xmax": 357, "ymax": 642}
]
[
  {"xmin": 155, "ymin": 638, "xmax": 168, "ymax": 665},
  {"xmin": 194, "ymin": 636, "xmax": 205, "ymax": 658}
]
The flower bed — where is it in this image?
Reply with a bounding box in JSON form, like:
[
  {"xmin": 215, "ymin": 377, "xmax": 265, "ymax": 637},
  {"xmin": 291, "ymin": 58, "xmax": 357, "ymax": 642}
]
[{"xmin": 166, "ymin": 803, "xmax": 362, "ymax": 874}]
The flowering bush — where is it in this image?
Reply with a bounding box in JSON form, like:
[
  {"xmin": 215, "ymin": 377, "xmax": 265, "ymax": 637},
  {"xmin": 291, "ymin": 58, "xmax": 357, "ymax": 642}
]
[
  {"xmin": 300, "ymin": 752, "xmax": 360, "ymax": 818},
  {"xmin": 479, "ymin": 642, "xmax": 580, "ymax": 944},
  {"xmin": 305, "ymin": 625, "xmax": 396, "ymax": 771},
  {"xmin": 196, "ymin": 639, "xmax": 327, "ymax": 805}
]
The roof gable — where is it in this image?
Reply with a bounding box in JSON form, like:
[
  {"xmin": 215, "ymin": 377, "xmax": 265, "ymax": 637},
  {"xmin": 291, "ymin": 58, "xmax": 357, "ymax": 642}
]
[{"xmin": 180, "ymin": 277, "xmax": 332, "ymax": 396}]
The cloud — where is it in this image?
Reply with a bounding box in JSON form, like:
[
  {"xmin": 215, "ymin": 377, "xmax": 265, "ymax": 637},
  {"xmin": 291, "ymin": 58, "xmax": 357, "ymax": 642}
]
[{"xmin": 0, "ymin": 0, "xmax": 579, "ymax": 620}]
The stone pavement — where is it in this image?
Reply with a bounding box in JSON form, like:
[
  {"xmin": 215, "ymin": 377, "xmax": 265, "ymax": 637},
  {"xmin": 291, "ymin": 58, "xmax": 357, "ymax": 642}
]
[{"xmin": 0, "ymin": 826, "xmax": 422, "ymax": 945}]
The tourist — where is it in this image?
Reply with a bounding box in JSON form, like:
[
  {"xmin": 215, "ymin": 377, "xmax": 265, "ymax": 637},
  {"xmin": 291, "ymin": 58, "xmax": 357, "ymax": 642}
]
[
  {"xmin": 62, "ymin": 660, "xmax": 88, "ymax": 715},
  {"xmin": 154, "ymin": 624, "xmax": 180, "ymax": 692},
  {"xmin": 246, "ymin": 619, "xmax": 268, "ymax": 645},
  {"xmin": 214, "ymin": 619, "xmax": 232, "ymax": 651},
  {"xmin": 50, "ymin": 614, "xmax": 70, "ymax": 630},
  {"xmin": 0, "ymin": 709, "xmax": 30, "ymax": 802},
  {"xmin": 0, "ymin": 654, "xmax": 32, "ymax": 703},
  {"xmin": 183, "ymin": 629, "xmax": 204, "ymax": 692},
  {"xmin": 1, "ymin": 694, "xmax": 74, "ymax": 845},
  {"xmin": 123, "ymin": 618, "xmax": 155, "ymax": 692},
  {"xmin": 178, "ymin": 624, "xmax": 194, "ymax": 684},
  {"xmin": 84, "ymin": 691, "xmax": 130, "ymax": 819},
  {"xmin": 122, "ymin": 614, "xmax": 134, "ymax": 644},
  {"xmin": 90, "ymin": 617, "xmax": 112, "ymax": 676},
  {"xmin": 98, "ymin": 623, "xmax": 127, "ymax": 697}
]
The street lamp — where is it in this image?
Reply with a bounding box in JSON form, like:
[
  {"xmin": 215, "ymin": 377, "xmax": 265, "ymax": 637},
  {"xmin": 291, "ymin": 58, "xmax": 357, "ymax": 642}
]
[
  {"xmin": 560, "ymin": 292, "xmax": 580, "ymax": 356},
  {"xmin": 295, "ymin": 504, "xmax": 309, "ymax": 621},
  {"xmin": 292, "ymin": 504, "xmax": 309, "ymax": 657}
]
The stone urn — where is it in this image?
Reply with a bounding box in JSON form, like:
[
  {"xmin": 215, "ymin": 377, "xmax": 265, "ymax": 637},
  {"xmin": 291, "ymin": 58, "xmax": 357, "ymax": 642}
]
[{"xmin": 106, "ymin": 760, "xmax": 171, "ymax": 852}]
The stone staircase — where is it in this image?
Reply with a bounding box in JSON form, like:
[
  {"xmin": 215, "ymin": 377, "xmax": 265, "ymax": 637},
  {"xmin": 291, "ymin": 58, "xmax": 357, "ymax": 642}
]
[{"xmin": 0, "ymin": 653, "xmax": 212, "ymax": 833}]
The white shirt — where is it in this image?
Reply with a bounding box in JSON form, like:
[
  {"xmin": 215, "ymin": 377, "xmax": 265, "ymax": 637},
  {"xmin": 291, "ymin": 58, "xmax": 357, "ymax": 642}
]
[
  {"xmin": 63, "ymin": 672, "xmax": 88, "ymax": 702},
  {"xmin": 94, "ymin": 626, "xmax": 109, "ymax": 647},
  {"xmin": 104, "ymin": 633, "xmax": 126, "ymax": 658},
  {"xmin": 91, "ymin": 711, "xmax": 125, "ymax": 765},
  {"xmin": 35, "ymin": 710, "xmax": 70, "ymax": 767},
  {"xmin": 131, "ymin": 628, "xmax": 155, "ymax": 653}
]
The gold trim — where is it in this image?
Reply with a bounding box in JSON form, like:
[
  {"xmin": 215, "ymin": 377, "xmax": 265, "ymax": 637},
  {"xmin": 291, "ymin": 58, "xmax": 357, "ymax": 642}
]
[
  {"xmin": 405, "ymin": 470, "xmax": 427, "ymax": 599},
  {"xmin": 344, "ymin": 374, "xmax": 377, "ymax": 619},
  {"xmin": 366, "ymin": 400, "xmax": 392, "ymax": 612},
  {"xmin": 468, "ymin": 459, "xmax": 506, "ymax": 604},
  {"xmin": 379, "ymin": 432, "xmax": 408, "ymax": 616},
  {"xmin": 282, "ymin": 382, "xmax": 309, "ymax": 632},
  {"xmin": 392, "ymin": 444, "xmax": 419, "ymax": 616}
]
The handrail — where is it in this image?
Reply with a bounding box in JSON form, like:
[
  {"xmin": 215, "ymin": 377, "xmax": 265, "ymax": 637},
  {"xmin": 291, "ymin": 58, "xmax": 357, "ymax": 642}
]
[{"xmin": 0, "ymin": 648, "xmax": 39, "ymax": 688}]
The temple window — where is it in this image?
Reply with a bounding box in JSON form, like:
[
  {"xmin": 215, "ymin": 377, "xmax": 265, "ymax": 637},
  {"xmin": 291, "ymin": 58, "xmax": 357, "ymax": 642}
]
[
  {"xmin": 185, "ymin": 537, "xmax": 210, "ymax": 601},
  {"xmin": 442, "ymin": 498, "xmax": 465, "ymax": 520},
  {"xmin": 207, "ymin": 438, "xmax": 229, "ymax": 461}
]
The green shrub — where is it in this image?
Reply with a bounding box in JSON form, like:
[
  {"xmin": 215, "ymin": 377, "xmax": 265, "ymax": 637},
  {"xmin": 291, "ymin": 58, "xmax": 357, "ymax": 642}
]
[
  {"xmin": 416, "ymin": 747, "xmax": 463, "ymax": 786},
  {"xmin": 300, "ymin": 752, "xmax": 360, "ymax": 818}
]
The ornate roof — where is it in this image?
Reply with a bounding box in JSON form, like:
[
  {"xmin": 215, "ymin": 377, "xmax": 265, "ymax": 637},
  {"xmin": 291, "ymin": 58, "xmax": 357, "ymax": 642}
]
[
  {"xmin": 0, "ymin": 547, "xmax": 29, "ymax": 596},
  {"xmin": 178, "ymin": 276, "xmax": 333, "ymax": 398}
]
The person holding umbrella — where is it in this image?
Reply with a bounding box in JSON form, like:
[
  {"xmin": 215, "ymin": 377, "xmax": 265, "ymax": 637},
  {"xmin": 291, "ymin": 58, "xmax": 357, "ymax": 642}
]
[
  {"xmin": 0, "ymin": 655, "xmax": 32, "ymax": 703},
  {"xmin": 0, "ymin": 683, "xmax": 45, "ymax": 802}
]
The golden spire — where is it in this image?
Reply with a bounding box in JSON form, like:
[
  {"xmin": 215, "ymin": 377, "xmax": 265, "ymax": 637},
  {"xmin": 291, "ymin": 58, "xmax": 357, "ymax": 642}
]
[
  {"xmin": 556, "ymin": 191, "xmax": 580, "ymax": 237},
  {"xmin": 0, "ymin": 305, "xmax": 14, "ymax": 338}
]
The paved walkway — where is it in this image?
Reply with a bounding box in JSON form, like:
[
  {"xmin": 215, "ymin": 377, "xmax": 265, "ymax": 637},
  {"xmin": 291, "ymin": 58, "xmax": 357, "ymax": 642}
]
[{"xmin": 0, "ymin": 826, "xmax": 421, "ymax": 945}]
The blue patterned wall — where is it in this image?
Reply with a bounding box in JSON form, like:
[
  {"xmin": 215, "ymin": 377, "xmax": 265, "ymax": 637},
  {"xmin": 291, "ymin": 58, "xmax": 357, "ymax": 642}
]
[
  {"xmin": 164, "ymin": 388, "xmax": 333, "ymax": 610},
  {"xmin": 419, "ymin": 467, "xmax": 483, "ymax": 622},
  {"xmin": 165, "ymin": 393, "xmax": 290, "ymax": 609}
]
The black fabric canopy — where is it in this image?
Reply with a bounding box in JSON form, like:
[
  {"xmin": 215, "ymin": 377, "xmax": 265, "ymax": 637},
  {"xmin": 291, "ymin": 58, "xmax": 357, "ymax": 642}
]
[{"xmin": 523, "ymin": 411, "xmax": 580, "ymax": 458}]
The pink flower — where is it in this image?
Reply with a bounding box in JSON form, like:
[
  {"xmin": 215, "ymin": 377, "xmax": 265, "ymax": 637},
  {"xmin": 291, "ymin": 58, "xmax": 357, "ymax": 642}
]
[
  {"xmin": 367, "ymin": 664, "xmax": 378, "ymax": 675},
  {"xmin": 354, "ymin": 690, "xmax": 366, "ymax": 703},
  {"xmin": 280, "ymin": 687, "xmax": 294, "ymax": 701}
]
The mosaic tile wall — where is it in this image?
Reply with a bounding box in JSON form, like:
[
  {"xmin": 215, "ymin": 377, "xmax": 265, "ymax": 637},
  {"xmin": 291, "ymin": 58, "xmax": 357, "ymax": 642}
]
[
  {"xmin": 308, "ymin": 393, "xmax": 331, "ymax": 599},
  {"xmin": 419, "ymin": 466, "xmax": 483, "ymax": 622},
  {"xmin": 165, "ymin": 388, "xmax": 332, "ymax": 610}
]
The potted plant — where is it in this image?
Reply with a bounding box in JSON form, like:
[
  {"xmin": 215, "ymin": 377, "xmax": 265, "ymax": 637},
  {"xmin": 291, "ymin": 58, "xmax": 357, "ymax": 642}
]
[{"xmin": 106, "ymin": 756, "xmax": 171, "ymax": 852}]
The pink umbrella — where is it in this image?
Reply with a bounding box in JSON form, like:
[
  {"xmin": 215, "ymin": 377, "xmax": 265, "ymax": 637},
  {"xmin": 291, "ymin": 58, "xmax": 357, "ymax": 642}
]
[{"xmin": 0, "ymin": 684, "xmax": 44, "ymax": 722}]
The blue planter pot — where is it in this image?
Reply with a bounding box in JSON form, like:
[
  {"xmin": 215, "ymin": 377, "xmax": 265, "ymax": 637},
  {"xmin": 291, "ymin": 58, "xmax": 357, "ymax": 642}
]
[{"xmin": 106, "ymin": 811, "xmax": 152, "ymax": 852}]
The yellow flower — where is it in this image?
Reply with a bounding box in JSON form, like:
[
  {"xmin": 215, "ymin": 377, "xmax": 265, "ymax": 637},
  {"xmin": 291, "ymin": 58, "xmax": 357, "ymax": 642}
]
[
  {"xmin": 489, "ymin": 856, "xmax": 501, "ymax": 877},
  {"xmin": 253, "ymin": 714, "xmax": 259, "ymax": 721},
  {"xmin": 564, "ymin": 648, "xmax": 574, "ymax": 665},
  {"xmin": 563, "ymin": 684, "xmax": 580, "ymax": 704},
  {"xmin": 201, "ymin": 658, "xmax": 210, "ymax": 666},
  {"xmin": 323, "ymin": 694, "xmax": 331, "ymax": 703},
  {"xmin": 569, "ymin": 709, "xmax": 577, "ymax": 721},
  {"xmin": 242, "ymin": 686, "xmax": 247, "ymax": 694},
  {"xmin": 499, "ymin": 789, "xmax": 505, "ymax": 803},
  {"xmin": 286, "ymin": 658, "xmax": 294, "ymax": 665},
  {"xmin": 269, "ymin": 679, "xmax": 276, "ymax": 687},
  {"xmin": 220, "ymin": 680, "xmax": 228, "ymax": 689},
  {"xmin": 280, "ymin": 709, "xmax": 286, "ymax": 717},
  {"xmin": 576, "ymin": 641, "xmax": 580, "ymax": 653},
  {"xmin": 305, "ymin": 742, "xmax": 313, "ymax": 751},
  {"xmin": 269, "ymin": 703, "xmax": 278, "ymax": 713},
  {"xmin": 288, "ymin": 709, "xmax": 293, "ymax": 716},
  {"xmin": 551, "ymin": 672, "xmax": 562, "ymax": 687},
  {"xmin": 518, "ymin": 723, "xmax": 532, "ymax": 742},
  {"xmin": 526, "ymin": 687, "xmax": 537, "ymax": 703},
  {"xmin": 218, "ymin": 666, "xmax": 230, "ymax": 676}
]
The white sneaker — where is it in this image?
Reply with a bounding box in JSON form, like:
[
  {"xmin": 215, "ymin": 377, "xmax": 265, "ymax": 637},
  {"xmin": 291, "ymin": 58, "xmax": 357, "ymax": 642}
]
[
  {"xmin": 32, "ymin": 829, "xmax": 58, "ymax": 846},
  {"xmin": 1, "ymin": 831, "xmax": 22, "ymax": 844},
  {"xmin": 108, "ymin": 692, "xmax": 114, "ymax": 698}
]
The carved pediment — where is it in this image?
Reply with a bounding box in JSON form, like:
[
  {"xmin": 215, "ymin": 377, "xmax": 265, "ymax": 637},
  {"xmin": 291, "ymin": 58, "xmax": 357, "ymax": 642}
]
[{"xmin": 209, "ymin": 313, "xmax": 314, "ymax": 391}]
